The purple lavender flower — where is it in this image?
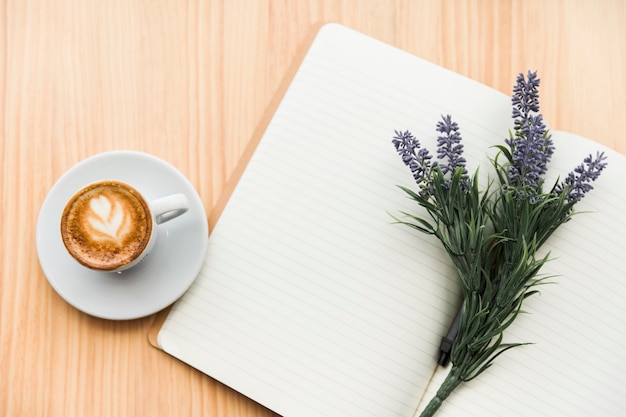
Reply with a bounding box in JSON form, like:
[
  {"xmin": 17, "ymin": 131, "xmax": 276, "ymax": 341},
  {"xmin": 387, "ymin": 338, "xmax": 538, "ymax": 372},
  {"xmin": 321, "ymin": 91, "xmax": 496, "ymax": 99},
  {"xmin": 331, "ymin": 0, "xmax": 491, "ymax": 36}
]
[
  {"xmin": 392, "ymin": 130, "xmax": 433, "ymax": 186},
  {"xmin": 506, "ymin": 114, "xmax": 554, "ymax": 188},
  {"xmin": 555, "ymin": 152, "xmax": 608, "ymax": 203},
  {"xmin": 436, "ymin": 115, "xmax": 467, "ymax": 176},
  {"xmin": 393, "ymin": 116, "xmax": 470, "ymax": 193},
  {"xmin": 506, "ymin": 72, "xmax": 554, "ymax": 193},
  {"xmin": 512, "ymin": 70, "xmax": 541, "ymax": 130}
]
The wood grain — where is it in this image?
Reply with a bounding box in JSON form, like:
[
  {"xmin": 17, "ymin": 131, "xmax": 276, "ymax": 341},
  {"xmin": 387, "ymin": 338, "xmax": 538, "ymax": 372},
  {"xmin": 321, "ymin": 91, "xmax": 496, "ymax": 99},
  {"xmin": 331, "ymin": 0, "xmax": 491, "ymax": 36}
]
[{"xmin": 1, "ymin": 1, "xmax": 624, "ymax": 416}]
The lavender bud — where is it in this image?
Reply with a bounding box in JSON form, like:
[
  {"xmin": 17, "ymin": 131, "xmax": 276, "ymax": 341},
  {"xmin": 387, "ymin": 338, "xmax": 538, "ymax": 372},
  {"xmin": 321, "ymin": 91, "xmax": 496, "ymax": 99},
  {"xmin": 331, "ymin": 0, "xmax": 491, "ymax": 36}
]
[
  {"xmin": 555, "ymin": 152, "xmax": 608, "ymax": 202},
  {"xmin": 392, "ymin": 130, "xmax": 433, "ymax": 186},
  {"xmin": 436, "ymin": 115, "xmax": 467, "ymax": 176},
  {"xmin": 506, "ymin": 72, "xmax": 554, "ymax": 196},
  {"xmin": 512, "ymin": 70, "xmax": 541, "ymax": 130}
]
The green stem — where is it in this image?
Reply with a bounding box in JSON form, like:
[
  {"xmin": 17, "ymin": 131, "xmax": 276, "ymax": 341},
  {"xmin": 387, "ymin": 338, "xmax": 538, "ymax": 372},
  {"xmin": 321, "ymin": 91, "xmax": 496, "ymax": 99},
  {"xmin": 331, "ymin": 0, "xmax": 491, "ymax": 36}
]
[{"xmin": 419, "ymin": 366, "xmax": 463, "ymax": 417}]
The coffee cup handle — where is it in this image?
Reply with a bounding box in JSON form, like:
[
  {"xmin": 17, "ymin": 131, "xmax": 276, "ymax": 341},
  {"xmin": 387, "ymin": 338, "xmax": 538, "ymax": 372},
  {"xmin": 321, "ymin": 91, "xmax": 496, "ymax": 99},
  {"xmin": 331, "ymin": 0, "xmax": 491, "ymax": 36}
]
[{"xmin": 150, "ymin": 194, "xmax": 189, "ymax": 224}]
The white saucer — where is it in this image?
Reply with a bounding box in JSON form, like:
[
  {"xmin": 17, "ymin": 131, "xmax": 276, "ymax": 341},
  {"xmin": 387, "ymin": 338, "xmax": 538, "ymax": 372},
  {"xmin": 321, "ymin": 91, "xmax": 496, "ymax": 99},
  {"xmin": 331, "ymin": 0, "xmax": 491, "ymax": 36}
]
[{"xmin": 36, "ymin": 151, "xmax": 209, "ymax": 320}]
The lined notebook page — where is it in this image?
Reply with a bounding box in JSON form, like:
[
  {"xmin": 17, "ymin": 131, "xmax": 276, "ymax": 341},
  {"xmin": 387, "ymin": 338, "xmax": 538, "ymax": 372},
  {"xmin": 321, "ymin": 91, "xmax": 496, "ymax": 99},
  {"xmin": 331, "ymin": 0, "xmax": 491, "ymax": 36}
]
[
  {"xmin": 156, "ymin": 24, "xmax": 626, "ymax": 417},
  {"xmin": 418, "ymin": 132, "xmax": 626, "ymax": 416}
]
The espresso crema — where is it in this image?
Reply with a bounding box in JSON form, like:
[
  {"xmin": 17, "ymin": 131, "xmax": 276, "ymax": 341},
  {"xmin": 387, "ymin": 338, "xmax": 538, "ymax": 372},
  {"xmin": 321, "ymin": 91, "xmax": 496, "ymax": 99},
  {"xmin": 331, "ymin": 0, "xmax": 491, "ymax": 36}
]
[{"xmin": 60, "ymin": 180, "xmax": 152, "ymax": 271}]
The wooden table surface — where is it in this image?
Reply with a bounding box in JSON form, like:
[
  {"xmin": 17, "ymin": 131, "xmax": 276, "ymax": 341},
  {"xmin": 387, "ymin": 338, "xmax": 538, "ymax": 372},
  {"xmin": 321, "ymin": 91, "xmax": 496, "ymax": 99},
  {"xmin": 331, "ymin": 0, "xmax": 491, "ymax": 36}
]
[{"xmin": 2, "ymin": 0, "xmax": 625, "ymax": 415}]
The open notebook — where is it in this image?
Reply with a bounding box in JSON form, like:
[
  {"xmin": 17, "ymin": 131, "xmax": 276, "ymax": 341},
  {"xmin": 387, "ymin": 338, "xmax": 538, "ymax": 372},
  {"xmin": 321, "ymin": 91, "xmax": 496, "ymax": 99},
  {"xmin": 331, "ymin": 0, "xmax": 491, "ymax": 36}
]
[{"xmin": 150, "ymin": 24, "xmax": 626, "ymax": 416}]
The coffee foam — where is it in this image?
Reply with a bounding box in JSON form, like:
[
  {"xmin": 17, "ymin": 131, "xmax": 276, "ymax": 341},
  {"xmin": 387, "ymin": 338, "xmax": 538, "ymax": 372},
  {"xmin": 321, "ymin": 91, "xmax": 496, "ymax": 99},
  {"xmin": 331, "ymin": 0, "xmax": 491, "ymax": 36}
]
[
  {"xmin": 87, "ymin": 195, "xmax": 131, "ymax": 243},
  {"xmin": 61, "ymin": 181, "xmax": 152, "ymax": 270}
]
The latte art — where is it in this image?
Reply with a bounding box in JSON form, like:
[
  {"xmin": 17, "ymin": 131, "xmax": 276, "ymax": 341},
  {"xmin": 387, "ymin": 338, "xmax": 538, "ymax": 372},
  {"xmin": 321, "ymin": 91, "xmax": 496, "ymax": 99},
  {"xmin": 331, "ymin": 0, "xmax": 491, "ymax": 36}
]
[
  {"xmin": 88, "ymin": 195, "xmax": 130, "ymax": 243},
  {"xmin": 60, "ymin": 180, "xmax": 153, "ymax": 271}
]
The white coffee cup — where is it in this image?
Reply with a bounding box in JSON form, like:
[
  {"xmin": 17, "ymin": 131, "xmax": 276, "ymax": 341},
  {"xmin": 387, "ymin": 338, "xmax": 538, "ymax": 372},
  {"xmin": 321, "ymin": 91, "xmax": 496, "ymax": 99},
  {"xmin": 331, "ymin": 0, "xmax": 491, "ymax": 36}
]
[{"xmin": 60, "ymin": 179, "xmax": 189, "ymax": 272}]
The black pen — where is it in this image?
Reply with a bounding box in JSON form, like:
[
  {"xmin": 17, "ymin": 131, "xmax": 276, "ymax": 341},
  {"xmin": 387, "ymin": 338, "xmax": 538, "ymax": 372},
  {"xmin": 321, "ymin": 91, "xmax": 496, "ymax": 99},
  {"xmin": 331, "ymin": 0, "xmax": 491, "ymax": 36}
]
[{"xmin": 437, "ymin": 303, "xmax": 462, "ymax": 366}]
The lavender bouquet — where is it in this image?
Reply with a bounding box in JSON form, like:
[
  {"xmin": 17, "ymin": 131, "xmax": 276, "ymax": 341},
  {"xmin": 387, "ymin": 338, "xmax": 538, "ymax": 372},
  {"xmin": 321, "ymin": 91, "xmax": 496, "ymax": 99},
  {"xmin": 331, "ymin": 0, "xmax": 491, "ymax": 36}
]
[{"xmin": 392, "ymin": 71, "xmax": 607, "ymax": 416}]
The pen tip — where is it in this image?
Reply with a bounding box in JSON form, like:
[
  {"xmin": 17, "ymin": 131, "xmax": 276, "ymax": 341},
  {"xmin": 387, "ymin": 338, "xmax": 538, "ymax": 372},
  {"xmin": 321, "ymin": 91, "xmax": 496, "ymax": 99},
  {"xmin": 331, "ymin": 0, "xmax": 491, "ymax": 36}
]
[{"xmin": 438, "ymin": 352, "xmax": 450, "ymax": 367}]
